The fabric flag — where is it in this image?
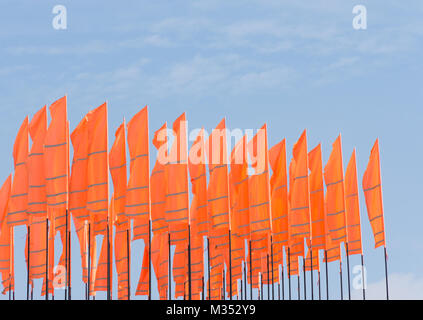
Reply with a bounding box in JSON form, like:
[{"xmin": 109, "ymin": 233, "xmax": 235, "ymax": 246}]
[
  {"xmin": 323, "ymin": 134, "xmax": 347, "ymax": 245},
  {"xmin": 7, "ymin": 116, "xmax": 29, "ymax": 226},
  {"xmin": 324, "ymin": 195, "xmax": 341, "ymax": 263},
  {"xmin": 304, "ymin": 248, "xmax": 320, "ymax": 272},
  {"xmin": 362, "ymin": 139, "xmax": 385, "ymax": 249},
  {"xmin": 86, "ymin": 103, "xmax": 109, "ymax": 236},
  {"xmin": 269, "ymin": 139, "xmax": 289, "ymax": 249},
  {"xmin": 288, "ymin": 130, "xmax": 311, "ymax": 258},
  {"xmin": 345, "ymin": 149, "xmax": 363, "ymax": 255},
  {"xmin": 230, "ymin": 135, "xmax": 250, "ymax": 241},
  {"xmin": 27, "ymin": 106, "xmax": 47, "ymax": 219},
  {"xmin": 173, "ymin": 243, "xmax": 188, "ymax": 299},
  {"xmin": 165, "ymin": 113, "xmax": 189, "ymax": 244},
  {"xmin": 0, "ymin": 175, "xmax": 13, "ymax": 294},
  {"xmin": 149, "ymin": 122, "xmax": 168, "ymax": 235},
  {"xmin": 308, "ymin": 144, "xmax": 326, "ymax": 250},
  {"xmin": 69, "ymin": 115, "xmax": 89, "ymax": 221},
  {"xmin": 189, "ymin": 128, "xmax": 209, "ymax": 239},
  {"xmin": 126, "ymin": 106, "xmax": 150, "ymax": 241},
  {"xmin": 205, "ymin": 119, "xmax": 230, "ymax": 247},
  {"xmin": 135, "ymin": 245, "xmax": 150, "ymax": 297},
  {"xmin": 153, "ymin": 232, "xmax": 169, "ymax": 300}
]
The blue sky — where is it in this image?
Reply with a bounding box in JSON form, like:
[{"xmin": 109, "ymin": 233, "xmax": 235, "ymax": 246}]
[{"xmin": 0, "ymin": 0, "xmax": 422, "ymax": 299}]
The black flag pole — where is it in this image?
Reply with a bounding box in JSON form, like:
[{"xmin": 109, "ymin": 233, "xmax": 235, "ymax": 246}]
[
  {"xmin": 297, "ymin": 275, "xmax": 300, "ymax": 300},
  {"xmin": 188, "ymin": 225, "xmax": 192, "ymax": 300},
  {"xmin": 346, "ymin": 243, "xmax": 351, "ymax": 300},
  {"xmin": 361, "ymin": 253, "xmax": 366, "ymax": 300},
  {"xmin": 243, "ymin": 260, "xmax": 247, "ymax": 300},
  {"xmin": 288, "ymin": 247, "xmax": 291, "ymax": 300},
  {"xmin": 281, "ymin": 265, "xmax": 285, "ymax": 300},
  {"xmin": 310, "ymin": 248, "xmax": 314, "ymax": 300},
  {"xmin": 87, "ymin": 222, "xmax": 91, "ymax": 301},
  {"xmin": 207, "ymin": 237, "xmax": 211, "ymax": 300},
  {"xmin": 249, "ymin": 240, "xmax": 252, "ymax": 300},
  {"xmin": 168, "ymin": 232, "xmax": 172, "ymax": 300},
  {"xmin": 229, "ymin": 229, "xmax": 232, "ymax": 300},
  {"xmin": 222, "ymin": 269, "xmax": 226, "ymax": 300},
  {"xmin": 148, "ymin": 219, "xmax": 151, "ymax": 300},
  {"xmin": 65, "ymin": 209, "xmax": 68, "ymax": 300},
  {"xmin": 68, "ymin": 213, "xmax": 72, "ymax": 300},
  {"xmin": 318, "ymin": 271, "xmax": 321, "ymax": 300},
  {"xmin": 126, "ymin": 228, "xmax": 131, "ymax": 300},
  {"xmin": 303, "ymin": 257, "xmax": 306, "ymax": 300},
  {"xmin": 339, "ymin": 260, "xmax": 343, "ymax": 300},
  {"xmin": 267, "ymin": 254, "xmax": 270, "ymax": 300},
  {"xmin": 45, "ymin": 218, "xmax": 49, "ymax": 301},
  {"xmin": 27, "ymin": 225, "xmax": 30, "ymax": 300},
  {"xmin": 384, "ymin": 246, "xmax": 389, "ymax": 300},
  {"xmin": 325, "ymin": 250, "xmax": 329, "ymax": 300},
  {"xmin": 107, "ymin": 223, "xmax": 111, "ymax": 300},
  {"xmin": 270, "ymin": 237, "xmax": 274, "ymax": 300}
]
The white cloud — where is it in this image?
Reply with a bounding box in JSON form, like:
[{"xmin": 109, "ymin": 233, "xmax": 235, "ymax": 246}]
[{"xmin": 352, "ymin": 273, "xmax": 423, "ymax": 300}]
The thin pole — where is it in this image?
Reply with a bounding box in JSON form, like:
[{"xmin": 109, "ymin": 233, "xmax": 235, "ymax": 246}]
[
  {"xmin": 297, "ymin": 275, "xmax": 300, "ymax": 300},
  {"xmin": 65, "ymin": 209, "xmax": 68, "ymax": 300},
  {"xmin": 148, "ymin": 219, "xmax": 151, "ymax": 300},
  {"xmin": 361, "ymin": 254, "xmax": 366, "ymax": 300},
  {"xmin": 202, "ymin": 276, "xmax": 205, "ymax": 300},
  {"xmin": 282, "ymin": 265, "xmax": 285, "ymax": 300},
  {"xmin": 303, "ymin": 257, "xmax": 306, "ymax": 300},
  {"xmin": 345, "ymin": 244, "xmax": 351, "ymax": 300},
  {"xmin": 188, "ymin": 225, "xmax": 192, "ymax": 300},
  {"xmin": 270, "ymin": 237, "xmax": 274, "ymax": 300},
  {"xmin": 68, "ymin": 215, "xmax": 72, "ymax": 300},
  {"xmin": 339, "ymin": 261, "xmax": 343, "ymax": 300},
  {"xmin": 243, "ymin": 261, "xmax": 246, "ymax": 300},
  {"xmin": 325, "ymin": 250, "xmax": 329, "ymax": 300},
  {"xmin": 27, "ymin": 225, "xmax": 30, "ymax": 300},
  {"xmin": 107, "ymin": 224, "xmax": 111, "ymax": 300},
  {"xmin": 229, "ymin": 229, "xmax": 232, "ymax": 300},
  {"xmin": 310, "ymin": 248, "xmax": 314, "ymax": 300},
  {"xmin": 384, "ymin": 246, "xmax": 389, "ymax": 300},
  {"xmin": 278, "ymin": 283, "xmax": 280, "ymax": 300},
  {"xmin": 267, "ymin": 254, "xmax": 270, "ymax": 300},
  {"xmin": 126, "ymin": 229, "xmax": 131, "ymax": 300},
  {"xmin": 168, "ymin": 232, "xmax": 172, "ymax": 300},
  {"xmin": 260, "ymin": 273, "xmax": 263, "ymax": 300},
  {"xmin": 318, "ymin": 271, "xmax": 321, "ymax": 300},
  {"xmin": 207, "ymin": 237, "xmax": 211, "ymax": 300},
  {"xmin": 288, "ymin": 247, "xmax": 291, "ymax": 300},
  {"xmin": 87, "ymin": 222, "xmax": 91, "ymax": 301},
  {"xmin": 249, "ymin": 240, "xmax": 252, "ymax": 300},
  {"xmin": 222, "ymin": 269, "xmax": 225, "ymax": 300},
  {"xmin": 45, "ymin": 219, "xmax": 49, "ymax": 301},
  {"xmin": 8, "ymin": 273, "xmax": 11, "ymax": 300}
]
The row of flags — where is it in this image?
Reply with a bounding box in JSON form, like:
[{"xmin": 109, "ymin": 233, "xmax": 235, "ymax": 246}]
[{"xmin": 0, "ymin": 96, "xmax": 387, "ymax": 300}]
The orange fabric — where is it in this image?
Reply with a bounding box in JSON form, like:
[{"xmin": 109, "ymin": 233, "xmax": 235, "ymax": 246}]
[
  {"xmin": 135, "ymin": 245, "xmax": 150, "ymax": 296},
  {"xmin": 191, "ymin": 234, "xmax": 204, "ymax": 296},
  {"xmin": 148, "ymin": 122, "xmax": 168, "ymax": 237},
  {"xmin": 205, "ymin": 119, "xmax": 230, "ymax": 238},
  {"xmin": 25, "ymin": 217, "xmax": 48, "ymax": 283},
  {"xmin": 304, "ymin": 248, "xmax": 320, "ymax": 272},
  {"xmin": 288, "ymin": 130, "xmax": 310, "ymax": 258},
  {"xmin": 0, "ymin": 175, "xmax": 13, "ymax": 294},
  {"xmin": 7, "ymin": 116, "xmax": 29, "ymax": 226},
  {"xmin": 308, "ymin": 144, "xmax": 326, "ymax": 250},
  {"xmin": 110, "ymin": 122, "xmax": 128, "ymax": 230},
  {"xmin": 230, "ymin": 135, "xmax": 250, "ymax": 241},
  {"xmin": 247, "ymin": 232, "xmax": 269, "ymax": 288},
  {"xmin": 189, "ymin": 128, "xmax": 209, "ymax": 239},
  {"xmin": 324, "ymin": 195, "xmax": 341, "ymax": 263},
  {"xmin": 94, "ymin": 232, "xmax": 113, "ymax": 293},
  {"xmin": 173, "ymin": 242, "xmax": 187, "ymax": 299},
  {"xmin": 28, "ymin": 106, "xmax": 47, "ymax": 219},
  {"xmin": 208, "ymin": 236, "xmax": 224, "ymax": 300},
  {"xmin": 44, "ymin": 96, "xmax": 68, "ymax": 211},
  {"xmin": 345, "ymin": 149, "xmax": 363, "ymax": 255},
  {"xmin": 86, "ymin": 103, "xmax": 109, "ymax": 222},
  {"xmin": 70, "ymin": 116, "xmax": 89, "ymax": 221},
  {"xmin": 285, "ymin": 249, "xmax": 299, "ymax": 277},
  {"xmin": 126, "ymin": 107, "xmax": 150, "ymax": 238},
  {"xmin": 165, "ymin": 113, "xmax": 189, "ymax": 240},
  {"xmin": 269, "ymin": 139, "xmax": 288, "ymax": 248},
  {"xmin": 323, "ymin": 134, "xmax": 347, "ymax": 245},
  {"xmin": 154, "ymin": 232, "xmax": 169, "ymax": 299},
  {"xmin": 362, "ymin": 139, "xmax": 385, "ymax": 249}
]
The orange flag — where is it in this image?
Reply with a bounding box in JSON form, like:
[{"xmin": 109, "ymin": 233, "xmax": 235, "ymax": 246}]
[
  {"xmin": 362, "ymin": 139, "xmax": 385, "ymax": 249},
  {"xmin": 86, "ymin": 103, "xmax": 109, "ymax": 235},
  {"xmin": 0, "ymin": 175, "xmax": 13, "ymax": 294},
  {"xmin": 269, "ymin": 139, "xmax": 288, "ymax": 248},
  {"xmin": 135, "ymin": 245, "xmax": 149, "ymax": 296},
  {"xmin": 126, "ymin": 106, "xmax": 150, "ymax": 241},
  {"xmin": 230, "ymin": 135, "xmax": 250, "ymax": 241},
  {"xmin": 308, "ymin": 144, "xmax": 326, "ymax": 250},
  {"xmin": 323, "ymin": 134, "xmax": 347, "ymax": 245},
  {"xmin": 324, "ymin": 194, "xmax": 341, "ymax": 263},
  {"xmin": 165, "ymin": 113, "xmax": 189, "ymax": 243},
  {"xmin": 189, "ymin": 128, "xmax": 209, "ymax": 239},
  {"xmin": 206, "ymin": 119, "xmax": 230, "ymax": 248},
  {"xmin": 149, "ymin": 122, "xmax": 168, "ymax": 236},
  {"xmin": 28, "ymin": 106, "xmax": 47, "ymax": 219},
  {"xmin": 288, "ymin": 130, "xmax": 311, "ymax": 257},
  {"xmin": 7, "ymin": 116, "xmax": 29, "ymax": 226},
  {"xmin": 70, "ymin": 115, "xmax": 89, "ymax": 221},
  {"xmin": 345, "ymin": 149, "xmax": 363, "ymax": 255}
]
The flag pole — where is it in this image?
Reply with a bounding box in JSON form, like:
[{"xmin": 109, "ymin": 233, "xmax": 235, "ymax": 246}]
[
  {"xmin": 384, "ymin": 246, "xmax": 389, "ymax": 300},
  {"xmin": 148, "ymin": 219, "xmax": 151, "ymax": 300},
  {"xmin": 243, "ymin": 260, "xmax": 247, "ymax": 300},
  {"xmin": 188, "ymin": 225, "xmax": 192, "ymax": 300},
  {"xmin": 318, "ymin": 271, "xmax": 321, "ymax": 300},
  {"xmin": 222, "ymin": 269, "xmax": 226, "ymax": 300},
  {"xmin": 346, "ymin": 243, "xmax": 351, "ymax": 300},
  {"xmin": 282, "ymin": 264, "xmax": 285, "ymax": 300},
  {"xmin": 249, "ymin": 240, "xmax": 252, "ymax": 300},
  {"xmin": 27, "ymin": 225, "xmax": 30, "ymax": 300},
  {"xmin": 339, "ymin": 260, "xmax": 343, "ymax": 300},
  {"xmin": 229, "ymin": 229, "xmax": 232, "ymax": 300},
  {"xmin": 207, "ymin": 237, "xmax": 211, "ymax": 300},
  {"xmin": 297, "ymin": 275, "xmax": 300, "ymax": 300},
  {"xmin": 361, "ymin": 253, "xmax": 366, "ymax": 300},
  {"xmin": 65, "ymin": 212, "xmax": 68, "ymax": 300},
  {"xmin": 310, "ymin": 248, "xmax": 314, "ymax": 300},
  {"xmin": 267, "ymin": 254, "xmax": 270, "ymax": 300},
  {"xmin": 107, "ymin": 223, "xmax": 111, "ymax": 300},
  {"xmin": 87, "ymin": 221, "xmax": 91, "ymax": 300},
  {"xmin": 68, "ymin": 211, "xmax": 72, "ymax": 300},
  {"xmin": 288, "ymin": 247, "xmax": 291, "ymax": 300},
  {"xmin": 270, "ymin": 236, "xmax": 274, "ymax": 300},
  {"xmin": 303, "ymin": 256, "xmax": 306, "ymax": 300},
  {"xmin": 168, "ymin": 232, "xmax": 172, "ymax": 300},
  {"xmin": 46, "ymin": 218, "xmax": 49, "ymax": 300},
  {"xmin": 202, "ymin": 276, "xmax": 205, "ymax": 300},
  {"xmin": 126, "ymin": 228, "xmax": 131, "ymax": 300},
  {"xmin": 324, "ymin": 250, "xmax": 329, "ymax": 300}
]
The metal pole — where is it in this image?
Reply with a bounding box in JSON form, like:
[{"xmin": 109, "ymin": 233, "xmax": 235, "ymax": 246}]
[
  {"xmin": 107, "ymin": 224, "xmax": 111, "ymax": 300},
  {"xmin": 282, "ymin": 265, "xmax": 285, "ymax": 300},
  {"xmin": 68, "ymin": 216, "xmax": 72, "ymax": 300},
  {"xmin": 126, "ymin": 229, "xmax": 131, "ymax": 300},
  {"xmin": 346, "ymin": 243, "xmax": 351, "ymax": 300},
  {"xmin": 168, "ymin": 232, "xmax": 171, "ymax": 300},
  {"xmin": 267, "ymin": 254, "xmax": 270, "ymax": 300},
  {"xmin": 207, "ymin": 237, "xmax": 211, "ymax": 300},
  {"xmin": 318, "ymin": 271, "xmax": 321, "ymax": 300},
  {"xmin": 87, "ymin": 222, "xmax": 91, "ymax": 301},
  {"xmin": 229, "ymin": 229, "xmax": 232, "ymax": 300},
  {"xmin": 249, "ymin": 240, "xmax": 252, "ymax": 300},
  {"xmin": 65, "ymin": 209, "xmax": 68, "ymax": 300},
  {"xmin": 148, "ymin": 219, "xmax": 151, "ymax": 300},
  {"xmin": 303, "ymin": 257, "xmax": 306, "ymax": 300},
  {"xmin": 270, "ymin": 237, "xmax": 274, "ymax": 300},
  {"xmin": 188, "ymin": 225, "xmax": 192, "ymax": 300},
  {"xmin": 46, "ymin": 219, "xmax": 49, "ymax": 301},
  {"xmin": 27, "ymin": 225, "xmax": 30, "ymax": 300},
  {"xmin": 339, "ymin": 261, "xmax": 343, "ymax": 300},
  {"xmin": 288, "ymin": 247, "xmax": 291, "ymax": 300},
  {"xmin": 384, "ymin": 246, "xmax": 389, "ymax": 300},
  {"xmin": 361, "ymin": 254, "xmax": 366, "ymax": 300},
  {"xmin": 310, "ymin": 248, "xmax": 314, "ymax": 300},
  {"xmin": 325, "ymin": 250, "xmax": 329, "ymax": 300}
]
